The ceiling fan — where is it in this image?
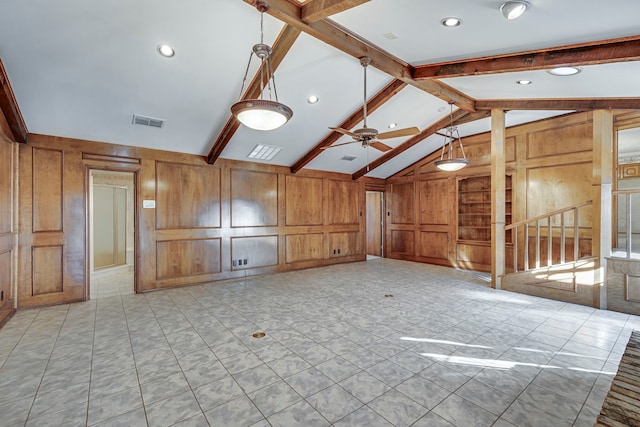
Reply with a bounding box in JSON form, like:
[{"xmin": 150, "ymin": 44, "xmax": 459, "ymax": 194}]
[{"xmin": 322, "ymin": 56, "xmax": 420, "ymax": 152}]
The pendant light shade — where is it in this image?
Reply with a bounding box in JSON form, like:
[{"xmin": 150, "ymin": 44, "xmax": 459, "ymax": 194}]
[
  {"xmin": 231, "ymin": 99, "xmax": 293, "ymax": 131},
  {"xmin": 231, "ymin": 2, "xmax": 292, "ymax": 131},
  {"xmin": 435, "ymin": 102, "xmax": 470, "ymax": 172}
]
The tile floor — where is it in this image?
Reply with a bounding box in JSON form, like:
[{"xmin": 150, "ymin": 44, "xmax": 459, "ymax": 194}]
[{"xmin": 0, "ymin": 258, "xmax": 637, "ymax": 426}]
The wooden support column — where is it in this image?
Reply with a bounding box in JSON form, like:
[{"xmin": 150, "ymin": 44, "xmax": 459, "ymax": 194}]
[
  {"xmin": 491, "ymin": 109, "xmax": 506, "ymax": 289},
  {"xmin": 592, "ymin": 110, "xmax": 613, "ymax": 309}
]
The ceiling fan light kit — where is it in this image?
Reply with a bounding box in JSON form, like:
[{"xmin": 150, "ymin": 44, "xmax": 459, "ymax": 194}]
[
  {"xmin": 435, "ymin": 102, "xmax": 470, "ymax": 172},
  {"xmin": 500, "ymin": 1, "xmax": 530, "ymax": 20},
  {"xmin": 324, "ymin": 56, "xmax": 419, "ymax": 153},
  {"xmin": 231, "ymin": 1, "xmax": 292, "ymax": 131}
]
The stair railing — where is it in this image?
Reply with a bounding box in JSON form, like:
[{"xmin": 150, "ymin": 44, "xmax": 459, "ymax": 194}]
[
  {"xmin": 613, "ymin": 189, "xmax": 640, "ymax": 258},
  {"xmin": 505, "ymin": 200, "xmax": 593, "ymax": 273}
]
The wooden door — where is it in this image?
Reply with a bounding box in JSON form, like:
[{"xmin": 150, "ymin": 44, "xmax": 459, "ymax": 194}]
[{"xmin": 366, "ymin": 191, "xmax": 383, "ymax": 256}]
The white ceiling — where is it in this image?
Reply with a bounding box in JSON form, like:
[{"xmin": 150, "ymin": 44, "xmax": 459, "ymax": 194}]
[{"xmin": 1, "ymin": 0, "xmax": 639, "ymax": 179}]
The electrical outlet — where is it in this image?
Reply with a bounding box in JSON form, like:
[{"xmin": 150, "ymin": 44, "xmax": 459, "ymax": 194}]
[
  {"xmin": 338, "ymin": 249, "xmax": 341, "ymax": 254},
  {"xmin": 233, "ymin": 260, "xmax": 237, "ymax": 267},
  {"xmin": 333, "ymin": 249, "xmax": 336, "ymax": 254},
  {"xmin": 0, "ymin": 290, "xmax": 3, "ymax": 301},
  {"xmin": 243, "ymin": 259, "xmax": 248, "ymax": 265}
]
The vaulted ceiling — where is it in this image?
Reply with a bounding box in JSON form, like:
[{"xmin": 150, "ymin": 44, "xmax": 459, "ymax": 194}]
[{"xmin": 1, "ymin": 0, "xmax": 639, "ymax": 179}]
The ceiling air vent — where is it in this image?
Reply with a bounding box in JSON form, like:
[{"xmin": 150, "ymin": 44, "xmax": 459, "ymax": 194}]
[
  {"xmin": 341, "ymin": 155, "xmax": 357, "ymax": 161},
  {"xmin": 132, "ymin": 114, "xmax": 165, "ymax": 129},
  {"xmin": 247, "ymin": 144, "xmax": 282, "ymax": 161}
]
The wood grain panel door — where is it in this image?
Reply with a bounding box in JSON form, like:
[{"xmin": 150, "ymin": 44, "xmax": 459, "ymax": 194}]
[{"xmin": 366, "ymin": 191, "xmax": 383, "ymax": 257}]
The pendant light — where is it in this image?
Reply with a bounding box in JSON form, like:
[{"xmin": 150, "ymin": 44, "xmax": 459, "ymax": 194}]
[
  {"xmin": 434, "ymin": 102, "xmax": 470, "ymax": 172},
  {"xmin": 231, "ymin": 1, "xmax": 292, "ymax": 131}
]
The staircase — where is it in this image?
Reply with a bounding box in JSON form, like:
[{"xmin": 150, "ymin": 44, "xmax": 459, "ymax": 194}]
[{"xmin": 501, "ymin": 200, "xmax": 597, "ymax": 306}]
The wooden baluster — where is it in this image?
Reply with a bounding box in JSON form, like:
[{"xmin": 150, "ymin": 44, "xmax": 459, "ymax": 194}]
[
  {"xmin": 560, "ymin": 211, "xmax": 566, "ymax": 264},
  {"xmin": 547, "ymin": 217, "xmax": 552, "ymax": 267},
  {"xmin": 524, "ymin": 223, "xmax": 529, "ymax": 271},
  {"xmin": 574, "ymin": 207, "xmax": 580, "ymax": 261},
  {"xmin": 536, "ymin": 220, "xmax": 541, "ymax": 269}
]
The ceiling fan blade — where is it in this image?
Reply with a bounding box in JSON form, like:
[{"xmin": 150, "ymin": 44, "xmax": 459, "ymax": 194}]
[
  {"xmin": 377, "ymin": 127, "xmax": 420, "ymax": 139},
  {"xmin": 329, "ymin": 127, "xmax": 358, "ymax": 138},
  {"xmin": 320, "ymin": 140, "xmax": 360, "ymax": 149},
  {"xmin": 369, "ymin": 141, "xmax": 393, "ymax": 152}
]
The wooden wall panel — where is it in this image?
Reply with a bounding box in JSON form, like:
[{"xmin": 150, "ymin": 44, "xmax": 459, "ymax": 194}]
[
  {"xmin": 285, "ymin": 176, "xmax": 323, "ymax": 226},
  {"xmin": 390, "ymin": 230, "xmax": 414, "ymax": 255},
  {"xmin": 0, "ymin": 250, "xmax": 11, "ymax": 312},
  {"xmin": 156, "ymin": 162, "xmax": 220, "ymax": 229},
  {"xmin": 418, "ymin": 179, "xmax": 449, "ymax": 225},
  {"xmin": 329, "ymin": 232, "xmax": 360, "ymax": 257},
  {"xmin": 32, "ymin": 245, "xmax": 63, "ymax": 295},
  {"xmin": 527, "ymin": 162, "xmax": 593, "ymax": 226},
  {"xmin": 0, "ymin": 140, "xmax": 11, "ymax": 234},
  {"xmin": 390, "ymin": 182, "xmax": 414, "ymax": 224},
  {"xmin": 231, "ymin": 236, "xmax": 278, "ymax": 269},
  {"xmin": 457, "ymin": 242, "xmax": 491, "ymax": 267},
  {"xmin": 32, "ymin": 148, "xmax": 63, "ymax": 232},
  {"xmin": 231, "ymin": 169, "xmax": 278, "ymax": 227},
  {"xmin": 527, "ymin": 121, "xmax": 592, "ymax": 159},
  {"xmin": 286, "ymin": 233, "xmax": 323, "ymax": 263},
  {"xmin": 418, "ymin": 231, "xmax": 449, "ymax": 260},
  {"xmin": 328, "ymin": 180, "xmax": 359, "ymax": 225},
  {"xmin": 156, "ymin": 239, "xmax": 221, "ymax": 279}
]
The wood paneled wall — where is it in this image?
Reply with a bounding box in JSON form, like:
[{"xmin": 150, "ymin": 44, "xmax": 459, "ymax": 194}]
[
  {"xmin": 17, "ymin": 134, "xmax": 365, "ymax": 306},
  {"xmin": 0, "ymin": 106, "xmax": 15, "ymax": 324},
  {"xmin": 385, "ymin": 112, "xmax": 596, "ymax": 274}
]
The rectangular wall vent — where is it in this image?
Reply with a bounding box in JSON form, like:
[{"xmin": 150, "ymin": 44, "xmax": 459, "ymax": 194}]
[
  {"xmin": 341, "ymin": 155, "xmax": 357, "ymax": 161},
  {"xmin": 247, "ymin": 144, "xmax": 282, "ymax": 161},
  {"xmin": 132, "ymin": 114, "xmax": 165, "ymax": 129}
]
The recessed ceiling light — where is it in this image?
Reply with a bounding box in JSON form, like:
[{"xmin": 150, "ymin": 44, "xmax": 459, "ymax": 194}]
[
  {"xmin": 157, "ymin": 44, "xmax": 175, "ymax": 58},
  {"xmin": 441, "ymin": 17, "xmax": 462, "ymax": 27},
  {"xmin": 383, "ymin": 32, "xmax": 399, "ymax": 40},
  {"xmin": 516, "ymin": 79, "xmax": 532, "ymax": 85},
  {"xmin": 548, "ymin": 66, "xmax": 581, "ymax": 76},
  {"xmin": 307, "ymin": 95, "xmax": 319, "ymax": 104},
  {"xmin": 388, "ymin": 123, "xmax": 397, "ymax": 129},
  {"xmin": 500, "ymin": 1, "xmax": 530, "ymax": 20}
]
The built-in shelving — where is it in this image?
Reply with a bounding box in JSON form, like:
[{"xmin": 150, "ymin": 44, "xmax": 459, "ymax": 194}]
[{"xmin": 458, "ymin": 175, "xmax": 512, "ymax": 243}]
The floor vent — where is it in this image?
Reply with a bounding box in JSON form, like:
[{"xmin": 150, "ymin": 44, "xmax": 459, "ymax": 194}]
[{"xmin": 132, "ymin": 114, "xmax": 165, "ymax": 129}]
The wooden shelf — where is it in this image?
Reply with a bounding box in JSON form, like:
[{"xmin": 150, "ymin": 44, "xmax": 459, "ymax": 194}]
[{"xmin": 458, "ymin": 175, "xmax": 512, "ymax": 243}]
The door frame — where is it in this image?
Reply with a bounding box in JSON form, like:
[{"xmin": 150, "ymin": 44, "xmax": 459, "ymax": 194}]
[
  {"xmin": 85, "ymin": 166, "xmax": 140, "ymax": 298},
  {"xmin": 366, "ymin": 190, "xmax": 384, "ymax": 257}
]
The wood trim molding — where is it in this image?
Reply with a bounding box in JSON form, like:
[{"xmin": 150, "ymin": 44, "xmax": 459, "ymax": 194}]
[
  {"xmin": 206, "ymin": 24, "xmax": 301, "ymax": 164},
  {"xmin": 290, "ymin": 79, "xmax": 407, "ymax": 173},
  {"xmin": 413, "ymin": 36, "xmax": 640, "ymax": 79},
  {"xmin": 476, "ymin": 98, "xmax": 640, "ymax": 111},
  {"xmin": 0, "ymin": 59, "xmax": 28, "ymax": 143}
]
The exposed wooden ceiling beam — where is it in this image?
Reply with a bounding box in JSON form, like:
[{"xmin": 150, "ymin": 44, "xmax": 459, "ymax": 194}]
[
  {"xmin": 206, "ymin": 25, "xmax": 301, "ymax": 164},
  {"xmin": 290, "ymin": 79, "xmax": 406, "ymax": 173},
  {"xmin": 476, "ymin": 98, "xmax": 640, "ymax": 111},
  {"xmin": 302, "ymin": 0, "xmax": 369, "ymax": 23},
  {"xmin": 352, "ymin": 108, "xmax": 471, "ymax": 180},
  {"xmin": 243, "ymin": 0, "xmax": 476, "ymax": 112},
  {"xmin": 0, "ymin": 59, "xmax": 28, "ymax": 143},
  {"xmin": 413, "ymin": 36, "xmax": 640, "ymax": 79}
]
